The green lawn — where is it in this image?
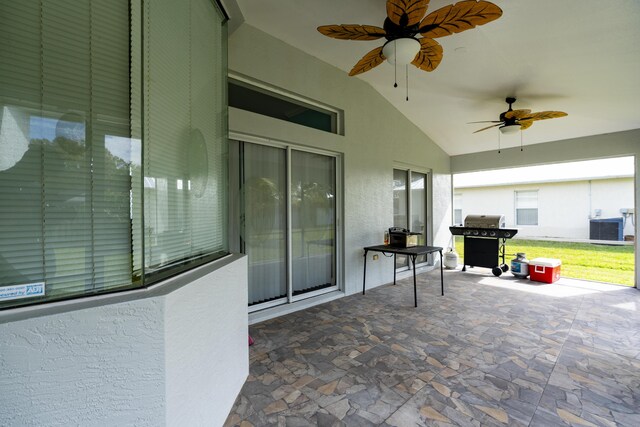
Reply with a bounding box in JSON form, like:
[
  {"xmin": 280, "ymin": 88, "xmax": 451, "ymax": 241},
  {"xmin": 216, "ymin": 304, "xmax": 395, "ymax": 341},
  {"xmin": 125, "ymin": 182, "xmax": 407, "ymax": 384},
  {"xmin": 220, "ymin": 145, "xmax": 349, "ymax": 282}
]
[{"xmin": 454, "ymin": 237, "xmax": 635, "ymax": 286}]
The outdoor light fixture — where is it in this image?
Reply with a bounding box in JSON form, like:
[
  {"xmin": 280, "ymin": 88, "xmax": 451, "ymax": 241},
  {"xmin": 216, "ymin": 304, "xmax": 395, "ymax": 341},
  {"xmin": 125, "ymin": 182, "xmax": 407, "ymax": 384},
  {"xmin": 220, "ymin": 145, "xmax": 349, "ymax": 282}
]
[{"xmin": 381, "ymin": 38, "xmax": 421, "ymax": 101}]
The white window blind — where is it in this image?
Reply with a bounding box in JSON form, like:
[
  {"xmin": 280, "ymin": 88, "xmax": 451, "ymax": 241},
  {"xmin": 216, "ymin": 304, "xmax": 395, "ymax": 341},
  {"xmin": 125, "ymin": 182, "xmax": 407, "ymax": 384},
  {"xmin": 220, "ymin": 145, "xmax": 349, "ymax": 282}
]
[
  {"xmin": 132, "ymin": 0, "xmax": 228, "ymax": 280},
  {"xmin": 0, "ymin": 0, "xmax": 228, "ymax": 308},
  {"xmin": 0, "ymin": 0, "xmax": 134, "ymax": 306}
]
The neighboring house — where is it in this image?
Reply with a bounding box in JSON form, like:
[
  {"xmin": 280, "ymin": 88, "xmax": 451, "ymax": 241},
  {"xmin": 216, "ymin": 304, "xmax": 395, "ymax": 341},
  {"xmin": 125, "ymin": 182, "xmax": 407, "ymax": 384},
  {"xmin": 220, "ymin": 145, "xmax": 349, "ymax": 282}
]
[{"xmin": 455, "ymin": 175, "xmax": 635, "ymax": 240}]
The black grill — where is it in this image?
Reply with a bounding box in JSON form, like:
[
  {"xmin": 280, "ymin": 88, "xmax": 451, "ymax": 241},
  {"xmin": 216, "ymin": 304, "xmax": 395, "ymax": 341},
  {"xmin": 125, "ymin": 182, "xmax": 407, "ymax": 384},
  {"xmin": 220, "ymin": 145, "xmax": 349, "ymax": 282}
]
[{"xmin": 450, "ymin": 223, "xmax": 518, "ymax": 277}]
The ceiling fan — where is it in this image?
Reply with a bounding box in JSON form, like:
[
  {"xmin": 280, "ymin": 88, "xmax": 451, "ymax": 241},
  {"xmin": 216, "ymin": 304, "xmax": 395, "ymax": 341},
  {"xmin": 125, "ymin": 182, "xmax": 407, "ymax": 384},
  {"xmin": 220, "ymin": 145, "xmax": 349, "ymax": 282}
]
[
  {"xmin": 317, "ymin": 0, "xmax": 503, "ymax": 77},
  {"xmin": 471, "ymin": 97, "xmax": 568, "ymax": 134}
]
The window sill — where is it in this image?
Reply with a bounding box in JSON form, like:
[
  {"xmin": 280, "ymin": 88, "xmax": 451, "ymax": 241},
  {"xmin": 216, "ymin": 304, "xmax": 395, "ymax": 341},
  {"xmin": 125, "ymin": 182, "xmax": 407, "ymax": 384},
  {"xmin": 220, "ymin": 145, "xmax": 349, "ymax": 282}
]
[{"xmin": 0, "ymin": 253, "xmax": 244, "ymax": 325}]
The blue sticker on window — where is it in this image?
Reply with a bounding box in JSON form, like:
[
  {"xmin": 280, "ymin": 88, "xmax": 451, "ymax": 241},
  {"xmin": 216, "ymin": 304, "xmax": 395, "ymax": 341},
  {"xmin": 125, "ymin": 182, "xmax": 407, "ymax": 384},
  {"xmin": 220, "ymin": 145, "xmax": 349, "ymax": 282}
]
[{"xmin": 0, "ymin": 283, "xmax": 45, "ymax": 301}]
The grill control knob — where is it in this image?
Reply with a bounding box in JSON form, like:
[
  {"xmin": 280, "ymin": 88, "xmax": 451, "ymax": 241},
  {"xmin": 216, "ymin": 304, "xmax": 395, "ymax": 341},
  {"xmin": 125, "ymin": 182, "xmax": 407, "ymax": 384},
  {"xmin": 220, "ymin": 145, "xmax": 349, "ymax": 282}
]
[
  {"xmin": 463, "ymin": 230, "xmax": 470, "ymax": 236},
  {"xmin": 489, "ymin": 231, "xmax": 496, "ymax": 237},
  {"xmin": 473, "ymin": 230, "xmax": 479, "ymax": 236},
  {"xmin": 504, "ymin": 232, "xmax": 511, "ymax": 237},
  {"xmin": 481, "ymin": 230, "xmax": 487, "ymax": 236}
]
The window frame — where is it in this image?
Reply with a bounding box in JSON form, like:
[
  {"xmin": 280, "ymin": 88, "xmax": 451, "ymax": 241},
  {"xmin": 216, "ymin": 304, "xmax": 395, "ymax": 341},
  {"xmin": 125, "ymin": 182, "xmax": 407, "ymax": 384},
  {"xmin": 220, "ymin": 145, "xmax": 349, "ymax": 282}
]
[
  {"xmin": 392, "ymin": 166, "xmax": 433, "ymax": 270},
  {"xmin": 228, "ymin": 73, "xmax": 344, "ymax": 135}
]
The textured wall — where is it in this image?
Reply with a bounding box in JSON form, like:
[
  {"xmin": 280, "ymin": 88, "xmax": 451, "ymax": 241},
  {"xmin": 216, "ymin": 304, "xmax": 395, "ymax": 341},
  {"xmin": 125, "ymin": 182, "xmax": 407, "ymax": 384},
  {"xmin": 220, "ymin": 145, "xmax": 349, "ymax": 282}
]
[
  {"xmin": 165, "ymin": 256, "xmax": 248, "ymax": 426},
  {"xmin": 0, "ymin": 255, "xmax": 248, "ymax": 427},
  {"xmin": 0, "ymin": 299, "xmax": 166, "ymax": 426}
]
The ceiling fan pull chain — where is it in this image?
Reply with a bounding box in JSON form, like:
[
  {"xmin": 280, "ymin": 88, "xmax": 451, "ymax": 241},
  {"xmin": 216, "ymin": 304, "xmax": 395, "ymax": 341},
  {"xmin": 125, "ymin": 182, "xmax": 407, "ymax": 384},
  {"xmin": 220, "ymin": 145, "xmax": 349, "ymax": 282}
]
[
  {"xmin": 498, "ymin": 130, "xmax": 501, "ymax": 154},
  {"xmin": 393, "ymin": 40, "xmax": 398, "ymax": 88},
  {"xmin": 405, "ymin": 65, "xmax": 409, "ymax": 101},
  {"xmin": 520, "ymin": 130, "xmax": 524, "ymax": 151}
]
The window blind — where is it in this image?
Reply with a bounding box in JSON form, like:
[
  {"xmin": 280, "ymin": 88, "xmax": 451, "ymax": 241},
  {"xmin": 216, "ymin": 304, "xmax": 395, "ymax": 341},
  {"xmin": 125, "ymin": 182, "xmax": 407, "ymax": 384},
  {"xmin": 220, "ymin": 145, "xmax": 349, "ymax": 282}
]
[
  {"xmin": 1, "ymin": 0, "xmax": 228, "ymax": 308},
  {"xmin": 134, "ymin": 0, "xmax": 228, "ymax": 279},
  {"xmin": 0, "ymin": 0, "xmax": 133, "ymax": 307}
]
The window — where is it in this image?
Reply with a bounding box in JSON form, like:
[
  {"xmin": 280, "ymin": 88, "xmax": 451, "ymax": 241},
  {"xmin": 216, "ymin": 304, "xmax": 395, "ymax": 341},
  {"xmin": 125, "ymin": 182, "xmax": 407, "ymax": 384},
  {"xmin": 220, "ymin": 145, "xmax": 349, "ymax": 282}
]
[
  {"xmin": 393, "ymin": 168, "xmax": 430, "ymax": 268},
  {"xmin": 515, "ymin": 190, "xmax": 538, "ymax": 225},
  {"xmin": 0, "ymin": 0, "xmax": 228, "ymax": 309},
  {"xmin": 228, "ymin": 78, "xmax": 341, "ymax": 134},
  {"xmin": 454, "ymin": 193, "xmax": 463, "ymax": 225}
]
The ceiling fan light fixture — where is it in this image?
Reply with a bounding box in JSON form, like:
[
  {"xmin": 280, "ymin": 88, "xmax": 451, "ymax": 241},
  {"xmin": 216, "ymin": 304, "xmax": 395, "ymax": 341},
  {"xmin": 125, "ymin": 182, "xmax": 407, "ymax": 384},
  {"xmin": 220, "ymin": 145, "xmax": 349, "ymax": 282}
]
[
  {"xmin": 382, "ymin": 38, "xmax": 420, "ymax": 66},
  {"xmin": 499, "ymin": 124, "xmax": 521, "ymax": 135}
]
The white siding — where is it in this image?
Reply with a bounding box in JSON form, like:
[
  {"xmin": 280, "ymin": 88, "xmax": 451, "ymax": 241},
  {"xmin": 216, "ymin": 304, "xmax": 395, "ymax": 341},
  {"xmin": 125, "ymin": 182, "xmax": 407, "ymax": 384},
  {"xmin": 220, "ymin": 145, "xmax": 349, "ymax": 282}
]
[{"xmin": 456, "ymin": 178, "xmax": 634, "ymax": 239}]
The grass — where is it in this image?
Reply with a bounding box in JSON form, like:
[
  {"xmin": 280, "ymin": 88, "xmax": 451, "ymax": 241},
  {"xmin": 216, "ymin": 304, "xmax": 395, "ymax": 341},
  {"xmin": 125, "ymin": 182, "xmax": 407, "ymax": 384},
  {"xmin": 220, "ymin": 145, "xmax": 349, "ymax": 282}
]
[{"xmin": 453, "ymin": 236, "xmax": 635, "ymax": 286}]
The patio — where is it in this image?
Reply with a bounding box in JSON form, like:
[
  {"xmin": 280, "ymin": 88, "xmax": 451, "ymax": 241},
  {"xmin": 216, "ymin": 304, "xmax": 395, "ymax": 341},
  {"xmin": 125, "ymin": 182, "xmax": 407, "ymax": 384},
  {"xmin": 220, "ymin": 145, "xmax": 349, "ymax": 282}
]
[{"xmin": 225, "ymin": 269, "xmax": 640, "ymax": 426}]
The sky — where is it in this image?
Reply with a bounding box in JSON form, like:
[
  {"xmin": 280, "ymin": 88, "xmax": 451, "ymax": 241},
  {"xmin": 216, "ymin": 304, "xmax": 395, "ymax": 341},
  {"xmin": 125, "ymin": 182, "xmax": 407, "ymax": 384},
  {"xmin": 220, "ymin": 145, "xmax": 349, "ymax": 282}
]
[{"xmin": 454, "ymin": 156, "xmax": 635, "ymax": 188}]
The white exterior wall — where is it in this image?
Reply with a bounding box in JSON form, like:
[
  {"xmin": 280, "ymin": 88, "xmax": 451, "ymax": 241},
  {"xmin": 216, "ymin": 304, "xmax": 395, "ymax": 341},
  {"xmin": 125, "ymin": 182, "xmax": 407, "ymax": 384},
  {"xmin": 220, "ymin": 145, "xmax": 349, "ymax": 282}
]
[
  {"xmin": 228, "ymin": 24, "xmax": 452, "ymax": 299},
  {"xmin": 0, "ymin": 256, "xmax": 248, "ymax": 427},
  {"xmin": 457, "ymin": 178, "xmax": 633, "ymax": 239}
]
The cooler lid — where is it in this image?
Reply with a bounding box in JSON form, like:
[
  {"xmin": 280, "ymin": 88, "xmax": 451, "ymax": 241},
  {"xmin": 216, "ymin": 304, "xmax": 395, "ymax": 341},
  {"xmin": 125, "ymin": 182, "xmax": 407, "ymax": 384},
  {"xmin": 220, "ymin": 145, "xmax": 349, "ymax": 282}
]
[{"xmin": 530, "ymin": 257, "xmax": 561, "ymax": 267}]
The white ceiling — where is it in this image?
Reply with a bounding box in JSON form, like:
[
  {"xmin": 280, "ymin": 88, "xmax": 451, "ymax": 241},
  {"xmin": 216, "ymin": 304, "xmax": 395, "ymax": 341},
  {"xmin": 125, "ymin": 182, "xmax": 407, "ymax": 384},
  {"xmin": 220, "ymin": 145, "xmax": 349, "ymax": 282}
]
[{"xmin": 234, "ymin": 0, "xmax": 640, "ymax": 155}]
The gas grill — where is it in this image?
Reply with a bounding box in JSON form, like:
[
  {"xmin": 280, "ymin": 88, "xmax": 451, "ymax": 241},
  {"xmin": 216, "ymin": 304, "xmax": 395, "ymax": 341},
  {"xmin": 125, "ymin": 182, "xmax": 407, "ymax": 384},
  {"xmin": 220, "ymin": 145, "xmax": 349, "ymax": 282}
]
[{"xmin": 449, "ymin": 215, "xmax": 518, "ymax": 276}]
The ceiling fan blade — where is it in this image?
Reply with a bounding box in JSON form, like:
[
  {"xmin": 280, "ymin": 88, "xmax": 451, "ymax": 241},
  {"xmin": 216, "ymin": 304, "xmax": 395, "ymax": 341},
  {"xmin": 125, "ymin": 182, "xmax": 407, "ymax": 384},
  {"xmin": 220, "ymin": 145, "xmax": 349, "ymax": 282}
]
[
  {"xmin": 467, "ymin": 120, "xmax": 502, "ymax": 124},
  {"xmin": 523, "ymin": 111, "xmax": 568, "ymax": 121},
  {"xmin": 411, "ymin": 38, "xmax": 443, "ymax": 71},
  {"xmin": 473, "ymin": 123, "xmax": 501, "ymax": 133},
  {"xmin": 317, "ymin": 24, "xmax": 386, "ymax": 40},
  {"xmin": 387, "ymin": 0, "xmax": 429, "ymax": 27},
  {"xmin": 504, "ymin": 109, "xmax": 531, "ymax": 119},
  {"xmin": 349, "ymin": 46, "xmax": 386, "ymax": 76},
  {"xmin": 519, "ymin": 120, "xmax": 534, "ymax": 130},
  {"xmin": 419, "ymin": 0, "xmax": 502, "ymax": 39}
]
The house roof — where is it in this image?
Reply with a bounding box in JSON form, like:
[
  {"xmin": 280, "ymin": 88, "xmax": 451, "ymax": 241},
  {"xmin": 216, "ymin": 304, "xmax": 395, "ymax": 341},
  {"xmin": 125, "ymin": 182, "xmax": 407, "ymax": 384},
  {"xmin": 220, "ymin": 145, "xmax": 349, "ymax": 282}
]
[{"xmin": 228, "ymin": 0, "xmax": 640, "ymax": 156}]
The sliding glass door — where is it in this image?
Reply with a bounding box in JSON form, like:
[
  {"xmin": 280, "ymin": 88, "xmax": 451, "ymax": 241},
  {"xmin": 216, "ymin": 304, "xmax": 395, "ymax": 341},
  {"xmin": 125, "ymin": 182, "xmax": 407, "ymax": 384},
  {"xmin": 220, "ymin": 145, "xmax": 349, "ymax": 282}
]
[{"xmin": 231, "ymin": 140, "xmax": 339, "ymax": 310}]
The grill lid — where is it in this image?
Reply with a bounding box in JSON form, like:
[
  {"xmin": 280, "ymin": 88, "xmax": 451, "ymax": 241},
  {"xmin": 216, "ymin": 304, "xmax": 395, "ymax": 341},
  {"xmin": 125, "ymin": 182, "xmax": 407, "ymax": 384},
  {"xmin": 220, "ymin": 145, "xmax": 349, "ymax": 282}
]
[{"xmin": 464, "ymin": 214, "xmax": 506, "ymax": 229}]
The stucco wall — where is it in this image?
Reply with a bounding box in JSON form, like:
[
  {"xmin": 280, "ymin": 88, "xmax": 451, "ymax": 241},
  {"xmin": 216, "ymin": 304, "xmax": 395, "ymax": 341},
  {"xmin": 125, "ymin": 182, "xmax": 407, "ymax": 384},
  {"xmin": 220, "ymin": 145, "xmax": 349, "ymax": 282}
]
[
  {"xmin": 0, "ymin": 256, "xmax": 248, "ymax": 427},
  {"xmin": 456, "ymin": 178, "xmax": 634, "ymax": 239},
  {"xmin": 228, "ymin": 24, "xmax": 452, "ymax": 296}
]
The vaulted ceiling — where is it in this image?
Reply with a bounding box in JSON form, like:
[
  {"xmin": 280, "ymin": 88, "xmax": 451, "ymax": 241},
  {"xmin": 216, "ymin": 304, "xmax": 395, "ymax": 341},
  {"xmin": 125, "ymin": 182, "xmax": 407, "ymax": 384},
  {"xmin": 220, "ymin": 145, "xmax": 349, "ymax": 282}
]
[{"xmin": 232, "ymin": 0, "xmax": 640, "ymax": 155}]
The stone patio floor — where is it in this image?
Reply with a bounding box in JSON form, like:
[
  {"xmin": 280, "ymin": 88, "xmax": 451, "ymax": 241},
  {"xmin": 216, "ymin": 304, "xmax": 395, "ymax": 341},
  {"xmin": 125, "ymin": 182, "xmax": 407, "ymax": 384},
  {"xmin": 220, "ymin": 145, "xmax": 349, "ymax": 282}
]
[{"xmin": 225, "ymin": 269, "xmax": 640, "ymax": 426}]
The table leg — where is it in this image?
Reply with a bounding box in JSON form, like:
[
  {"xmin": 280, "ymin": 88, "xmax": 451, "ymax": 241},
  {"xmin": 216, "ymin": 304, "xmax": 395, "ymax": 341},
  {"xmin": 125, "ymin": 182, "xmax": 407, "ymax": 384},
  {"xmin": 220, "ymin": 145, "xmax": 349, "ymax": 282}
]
[
  {"xmin": 362, "ymin": 250, "xmax": 368, "ymax": 295},
  {"xmin": 439, "ymin": 250, "xmax": 444, "ymax": 296},
  {"xmin": 393, "ymin": 253, "xmax": 397, "ymax": 285},
  {"xmin": 411, "ymin": 255, "xmax": 417, "ymax": 307}
]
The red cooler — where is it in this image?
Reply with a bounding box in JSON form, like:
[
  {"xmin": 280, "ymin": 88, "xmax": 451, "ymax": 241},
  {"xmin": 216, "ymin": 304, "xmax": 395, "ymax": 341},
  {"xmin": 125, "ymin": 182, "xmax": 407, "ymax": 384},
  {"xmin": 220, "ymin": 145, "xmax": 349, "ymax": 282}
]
[{"xmin": 529, "ymin": 258, "xmax": 561, "ymax": 283}]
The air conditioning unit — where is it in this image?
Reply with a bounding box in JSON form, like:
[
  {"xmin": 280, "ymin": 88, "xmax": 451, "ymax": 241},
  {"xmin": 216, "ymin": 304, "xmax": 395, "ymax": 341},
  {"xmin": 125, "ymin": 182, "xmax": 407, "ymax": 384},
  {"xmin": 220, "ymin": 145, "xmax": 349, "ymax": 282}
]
[{"xmin": 589, "ymin": 217, "xmax": 623, "ymax": 241}]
